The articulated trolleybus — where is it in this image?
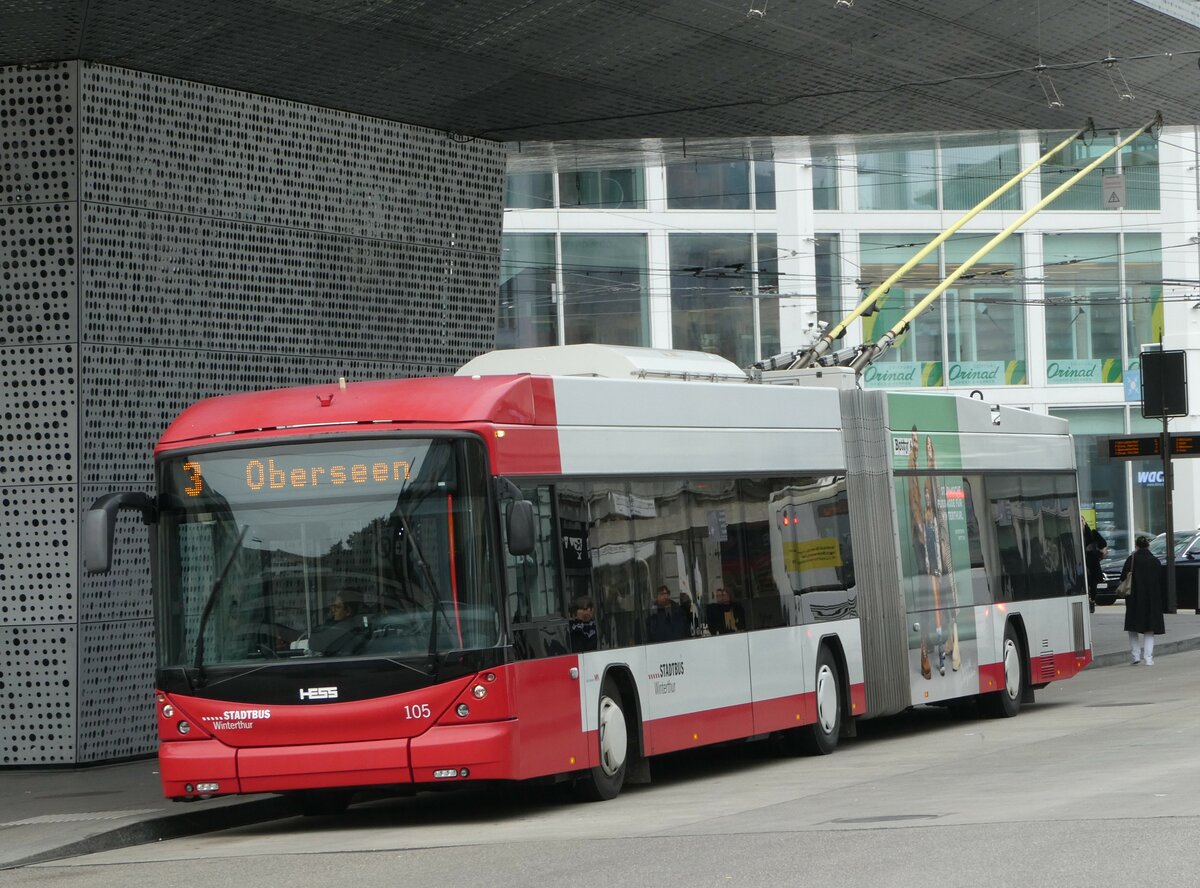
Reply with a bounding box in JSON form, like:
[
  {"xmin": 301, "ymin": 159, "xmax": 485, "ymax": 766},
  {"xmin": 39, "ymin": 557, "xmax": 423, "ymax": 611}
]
[{"xmin": 86, "ymin": 345, "xmax": 1091, "ymax": 810}]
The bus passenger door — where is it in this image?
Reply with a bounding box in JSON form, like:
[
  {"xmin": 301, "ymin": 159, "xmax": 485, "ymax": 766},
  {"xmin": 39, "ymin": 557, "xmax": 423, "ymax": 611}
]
[
  {"xmin": 501, "ymin": 484, "xmax": 589, "ymax": 778},
  {"xmin": 503, "ymin": 485, "xmax": 570, "ymax": 660}
]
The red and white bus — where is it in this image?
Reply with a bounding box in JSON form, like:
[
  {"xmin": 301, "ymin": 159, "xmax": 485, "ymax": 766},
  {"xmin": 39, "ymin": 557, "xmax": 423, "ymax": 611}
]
[{"xmin": 85, "ymin": 345, "xmax": 1091, "ymax": 811}]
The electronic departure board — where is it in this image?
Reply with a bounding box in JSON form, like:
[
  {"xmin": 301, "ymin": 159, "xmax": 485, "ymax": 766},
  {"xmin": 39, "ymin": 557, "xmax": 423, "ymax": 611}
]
[{"xmin": 1107, "ymin": 435, "xmax": 1200, "ymax": 459}]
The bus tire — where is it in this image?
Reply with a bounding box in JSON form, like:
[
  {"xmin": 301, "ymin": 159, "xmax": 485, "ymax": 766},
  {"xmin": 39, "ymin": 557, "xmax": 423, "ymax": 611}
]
[
  {"xmin": 982, "ymin": 622, "xmax": 1023, "ymax": 719},
  {"xmin": 781, "ymin": 645, "xmax": 841, "ymax": 756},
  {"xmin": 574, "ymin": 676, "xmax": 629, "ymax": 802}
]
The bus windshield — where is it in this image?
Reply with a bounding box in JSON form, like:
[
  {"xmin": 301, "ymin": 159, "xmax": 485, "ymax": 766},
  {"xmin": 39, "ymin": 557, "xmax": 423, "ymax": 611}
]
[{"xmin": 156, "ymin": 436, "xmax": 500, "ymax": 669}]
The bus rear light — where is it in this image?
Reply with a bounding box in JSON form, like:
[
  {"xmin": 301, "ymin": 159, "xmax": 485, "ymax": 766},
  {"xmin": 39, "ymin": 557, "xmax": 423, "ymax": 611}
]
[
  {"xmin": 456, "ymin": 704, "xmax": 470, "ymax": 718},
  {"xmin": 178, "ymin": 721, "xmax": 191, "ymax": 735},
  {"xmin": 161, "ymin": 704, "xmax": 175, "ymax": 719},
  {"xmin": 472, "ymin": 684, "xmax": 487, "ymax": 699}
]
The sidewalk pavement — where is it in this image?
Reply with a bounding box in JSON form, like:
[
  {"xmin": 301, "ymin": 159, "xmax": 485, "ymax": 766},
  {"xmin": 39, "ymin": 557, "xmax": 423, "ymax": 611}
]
[{"xmin": 4, "ymin": 604, "xmax": 1200, "ymax": 870}]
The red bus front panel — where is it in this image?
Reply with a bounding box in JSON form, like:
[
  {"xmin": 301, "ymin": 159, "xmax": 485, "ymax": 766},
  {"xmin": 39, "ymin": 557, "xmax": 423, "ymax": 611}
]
[
  {"xmin": 160, "ymin": 739, "xmax": 240, "ymax": 797},
  {"xmin": 238, "ymin": 738, "xmax": 411, "ymax": 792},
  {"xmin": 409, "ymin": 722, "xmax": 519, "ymax": 783},
  {"xmin": 510, "ymin": 656, "xmax": 590, "ymax": 779}
]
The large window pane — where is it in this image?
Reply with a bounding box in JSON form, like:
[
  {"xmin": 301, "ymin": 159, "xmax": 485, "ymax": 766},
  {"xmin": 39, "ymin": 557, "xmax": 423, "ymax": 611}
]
[
  {"xmin": 504, "ymin": 171, "xmax": 554, "ymax": 208},
  {"xmin": 1124, "ymin": 232, "xmax": 1163, "ymax": 361},
  {"xmin": 1040, "ymin": 131, "xmax": 1113, "ymax": 210},
  {"xmin": 1122, "ymin": 133, "xmax": 1160, "ymax": 210},
  {"xmin": 669, "ymin": 233, "xmax": 755, "ymax": 367},
  {"xmin": 666, "ymin": 160, "xmax": 751, "ymax": 210},
  {"xmin": 559, "ymin": 168, "xmax": 645, "ymax": 209},
  {"xmin": 560, "ymin": 234, "xmax": 650, "ymax": 347},
  {"xmin": 814, "ymin": 234, "xmax": 841, "ymax": 326},
  {"xmin": 945, "ymin": 234, "xmax": 1026, "ymax": 385},
  {"xmin": 1044, "ymin": 233, "xmax": 1122, "ymax": 383},
  {"xmin": 941, "ymin": 135, "xmax": 1021, "ymax": 211},
  {"xmin": 1050, "ymin": 407, "xmax": 1131, "ymax": 554},
  {"xmin": 756, "ymin": 232, "xmax": 780, "ymax": 359},
  {"xmin": 857, "ymin": 142, "xmax": 937, "ymax": 210},
  {"xmin": 754, "ymin": 154, "xmax": 776, "ymax": 210},
  {"xmin": 1038, "ymin": 131, "xmax": 1157, "ymax": 211},
  {"xmin": 1127, "ymin": 408, "xmax": 1168, "ymax": 541},
  {"xmin": 812, "ymin": 151, "xmax": 839, "ymax": 210},
  {"xmin": 498, "ymin": 233, "xmax": 557, "ymax": 349},
  {"xmin": 859, "ymin": 233, "xmax": 942, "ymax": 388}
]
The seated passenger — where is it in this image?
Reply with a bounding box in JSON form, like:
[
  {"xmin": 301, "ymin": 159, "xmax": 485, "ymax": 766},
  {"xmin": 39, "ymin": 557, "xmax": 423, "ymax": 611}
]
[
  {"xmin": 568, "ymin": 596, "xmax": 598, "ymax": 652},
  {"xmin": 705, "ymin": 587, "xmax": 745, "ymax": 635},
  {"xmin": 647, "ymin": 585, "xmax": 689, "ymax": 642}
]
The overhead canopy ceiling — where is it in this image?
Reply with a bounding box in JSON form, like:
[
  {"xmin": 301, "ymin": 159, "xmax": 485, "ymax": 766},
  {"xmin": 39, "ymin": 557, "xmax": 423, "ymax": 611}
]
[{"xmin": 3, "ymin": 0, "xmax": 1200, "ymax": 141}]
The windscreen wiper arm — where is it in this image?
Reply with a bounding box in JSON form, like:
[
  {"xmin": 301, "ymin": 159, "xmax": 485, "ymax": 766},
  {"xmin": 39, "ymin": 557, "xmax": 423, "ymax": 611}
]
[
  {"xmin": 389, "ymin": 505, "xmax": 450, "ymax": 659},
  {"xmin": 192, "ymin": 525, "xmax": 250, "ymax": 680}
]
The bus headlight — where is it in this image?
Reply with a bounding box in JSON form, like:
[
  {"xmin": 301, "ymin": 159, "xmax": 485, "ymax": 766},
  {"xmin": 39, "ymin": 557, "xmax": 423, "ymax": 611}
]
[
  {"xmin": 456, "ymin": 704, "xmax": 470, "ymax": 718},
  {"xmin": 472, "ymin": 684, "xmax": 487, "ymax": 699}
]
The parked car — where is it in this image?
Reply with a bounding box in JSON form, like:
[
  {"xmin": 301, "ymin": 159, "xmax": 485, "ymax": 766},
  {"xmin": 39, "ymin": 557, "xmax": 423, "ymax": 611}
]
[{"xmin": 1096, "ymin": 530, "xmax": 1200, "ymax": 608}]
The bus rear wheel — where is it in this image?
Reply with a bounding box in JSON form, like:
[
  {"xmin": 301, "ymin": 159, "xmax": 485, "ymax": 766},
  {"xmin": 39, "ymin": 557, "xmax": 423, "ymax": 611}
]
[
  {"xmin": 981, "ymin": 623, "xmax": 1024, "ymax": 718},
  {"xmin": 575, "ymin": 677, "xmax": 628, "ymax": 801}
]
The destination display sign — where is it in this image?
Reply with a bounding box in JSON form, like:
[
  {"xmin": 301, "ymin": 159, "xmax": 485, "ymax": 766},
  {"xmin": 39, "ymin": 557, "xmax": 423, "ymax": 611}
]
[
  {"xmin": 1107, "ymin": 435, "xmax": 1200, "ymax": 459},
  {"xmin": 162, "ymin": 440, "xmax": 441, "ymax": 505}
]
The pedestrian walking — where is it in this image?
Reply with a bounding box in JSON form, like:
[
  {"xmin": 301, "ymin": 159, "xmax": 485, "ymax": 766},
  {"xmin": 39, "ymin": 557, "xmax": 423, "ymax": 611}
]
[
  {"xmin": 1082, "ymin": 517, "xmax": 1107, "ymax": 614},
  {"xmin": 1120, "ymin": 535, "xmax": 1165, "ymax": 665}
]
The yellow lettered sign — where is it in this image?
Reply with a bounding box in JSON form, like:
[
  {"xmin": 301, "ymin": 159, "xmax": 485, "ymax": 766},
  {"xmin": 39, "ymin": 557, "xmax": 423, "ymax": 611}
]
[{"xmin": 783, "ymin": 538, "xmax": 844, "ymax": 573}]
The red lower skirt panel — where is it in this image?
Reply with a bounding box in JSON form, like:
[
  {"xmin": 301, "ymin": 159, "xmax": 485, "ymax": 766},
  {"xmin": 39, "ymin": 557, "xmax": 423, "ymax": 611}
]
[
  {"xmin": 238, "ymin": 738, "xmax": 410, "ymax": 793},
  {"xmin": 752, "ymin": 694, "xmax": 815, "ymax": 736},
  {"xmin": 1048, "ymin": 649, "xmax": 1092, "ymax": 680},
  {"xmin": 646, "ymin": 702, "xmax": 754, "ymax": 755},
  {"xmin": 979, "ymin": 649, "xmax": 1091, "ymax": 695},
  {"xmin": 644, "ymin": 683, "xmax": 867, "ymax": 756},
  {"xmin": 978, "ymin": 661, "xmax": 1004, "ymax": 694},
  {"xmin": 751, "ymin": 682, "xmax": 866, "ymax": 736}
]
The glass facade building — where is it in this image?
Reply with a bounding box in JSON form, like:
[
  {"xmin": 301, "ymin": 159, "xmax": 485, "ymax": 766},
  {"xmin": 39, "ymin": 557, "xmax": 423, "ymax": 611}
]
[{"xmin": 501, "ymin": 128, "xmax": 1200, "ymax": 543}]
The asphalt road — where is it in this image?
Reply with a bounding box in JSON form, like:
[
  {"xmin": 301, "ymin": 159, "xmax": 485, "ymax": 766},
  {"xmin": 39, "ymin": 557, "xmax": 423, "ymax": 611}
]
[{"xmin": 12, "ymin": 650, "xmax": 1200, "ymax": 888}]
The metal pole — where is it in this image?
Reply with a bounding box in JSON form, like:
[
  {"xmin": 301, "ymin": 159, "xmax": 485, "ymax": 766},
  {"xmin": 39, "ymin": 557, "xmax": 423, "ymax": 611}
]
[
  {"xmin": 849, "ymin": 115, "xmax": 1161, "ymax": 374},
  {"xmin": 793, "ymin": 124, "xmax": 1091, "ymax": 369},
  {"xmin": 1156, "ymin": 336, "xmax": 1177, "ymax": 613}
]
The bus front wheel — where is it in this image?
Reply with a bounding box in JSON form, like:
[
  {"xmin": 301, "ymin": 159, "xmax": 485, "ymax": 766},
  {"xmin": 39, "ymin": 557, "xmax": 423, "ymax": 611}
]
[
  {"xmin": 780, "ymin": 645, "xmax": 841, "ymax": 756},
  {"xmin": 575, "ymin": 677, "xmax": 628, "ymax": 801}
]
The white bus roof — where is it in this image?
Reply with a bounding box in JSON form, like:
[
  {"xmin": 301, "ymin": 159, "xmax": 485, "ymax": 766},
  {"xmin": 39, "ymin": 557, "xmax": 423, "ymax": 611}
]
[{"xmin": 457, "ymin": 344, "xmax": 748, "ymax": 381}]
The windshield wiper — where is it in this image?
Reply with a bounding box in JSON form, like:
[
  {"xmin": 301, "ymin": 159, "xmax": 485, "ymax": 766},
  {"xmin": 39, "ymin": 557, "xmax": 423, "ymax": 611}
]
[
  {"xmin": 192, "ymin": 525, "xmax": 250, "ymax": 681},
  {"xmin": 389, "ymin": 504, "xmax": 452, "ymax": 660}
]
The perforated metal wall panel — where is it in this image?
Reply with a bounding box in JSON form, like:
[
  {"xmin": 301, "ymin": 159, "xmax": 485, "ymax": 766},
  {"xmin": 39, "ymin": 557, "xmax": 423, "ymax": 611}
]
[
  {"xmin": 1, "ymin": 60, "xmax": 506, "ymax": 765},
  {"xmin": 0, "ymin": 623, "xmax": 77, "ymax": 765},
  {"xmin": 77, "ymin": 619, "xmax": 156, "ymax": 762}
]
